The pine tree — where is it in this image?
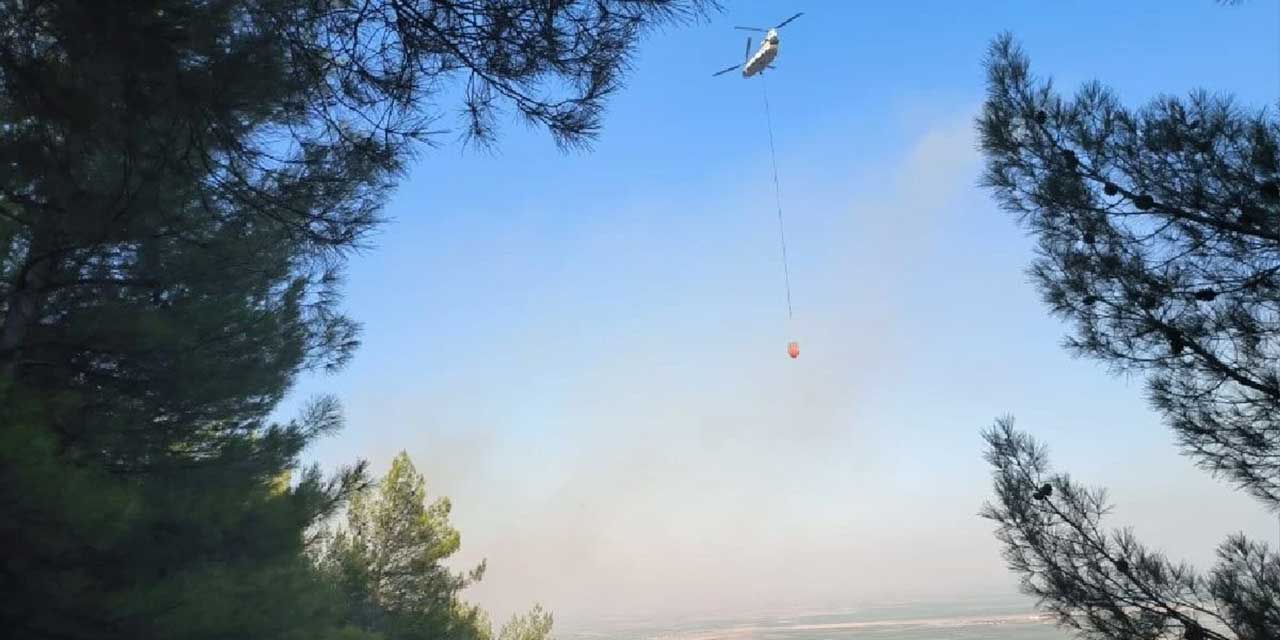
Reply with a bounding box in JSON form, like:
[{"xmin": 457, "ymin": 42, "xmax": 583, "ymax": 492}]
[
  {"xmin": 0, "ymin": 388, "xmax": 375, "ymax": 640},
  {"xmin": 0, "ymin": 0, "xmax": 718, "ymax": 469},
  {"xmin": 0, "ymin": 1, "xmax": 715, "ymax": 637},
  {"xmin": 977, "ymin": 32, "xmax": 1280, "ymax": 640},
  {"xmin": 318, "ymin": 452, "xmax": 503, "ymax": 640},
  {"xmin": 497, "ymin": 605, "xmax": 555, "ymax": 640}
]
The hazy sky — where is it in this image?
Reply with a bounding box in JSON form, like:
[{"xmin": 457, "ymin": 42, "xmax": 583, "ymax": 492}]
[{"xmin": 274, "ymin": 0, "xmax": 1280, "ymax": 629}]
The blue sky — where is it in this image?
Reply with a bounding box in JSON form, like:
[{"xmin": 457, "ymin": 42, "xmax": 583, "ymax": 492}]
[{"xmin": 276, "ymin": 0, "xmax": 1280, "ymax": 627}]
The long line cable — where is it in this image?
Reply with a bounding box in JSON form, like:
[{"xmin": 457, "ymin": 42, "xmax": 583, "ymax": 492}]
[{"xmin": 761, "ymin": 74, "xmax": 794, "ymax": 321}]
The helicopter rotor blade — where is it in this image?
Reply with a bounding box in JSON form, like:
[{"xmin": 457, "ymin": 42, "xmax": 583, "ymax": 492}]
[
  {"xmin": 734, "ymin": 26, "xmax": 767, "ymax": 32},
  {"xmin": 744, "ymin": 36, "xmax": 752, "ymax": 62},
  {"xmin": 712, "ymin": 63, "xmax": 741, "ymax": 77},
  {"xmin": 774, "ymin": 12, "xmax": 803, "ymax": 29}
]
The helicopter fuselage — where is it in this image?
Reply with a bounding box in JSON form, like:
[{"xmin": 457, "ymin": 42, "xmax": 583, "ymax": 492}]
[{"xmin": 742, "ymin": 30, "xmax": 780, "ymax": 77}]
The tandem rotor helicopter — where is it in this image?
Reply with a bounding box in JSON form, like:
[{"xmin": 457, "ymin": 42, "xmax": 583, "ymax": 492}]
[
  {"xmin": 712, "ymin": 12, "xmax": 804, "ymax": 78},
  {"xmin": 709, "ymin": 12, "xmax": 806, "ymax": 359}
]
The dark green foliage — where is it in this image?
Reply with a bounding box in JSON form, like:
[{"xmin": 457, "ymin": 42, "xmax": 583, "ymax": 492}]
[
  {"xmin": 983, "ymin": 419, "xmax": 1278, "ymax": 640},
  {"xmin": 0, "ymin": 386, "xmax": 374, "ymax": 640},
  {"xmin": 978, "ymin": 32, "xmax": 1280, "ymax": 507},
  {"xmin": 978, "ymin": 33, "xmax": 1280, "ymax": 640},
  {"xmin": 0, "ymin": 0, "xmax": 717, "ymax": 463},
  {"xmin": 0, "ymin": 0, "xmax": 713, "ymax": 637}
]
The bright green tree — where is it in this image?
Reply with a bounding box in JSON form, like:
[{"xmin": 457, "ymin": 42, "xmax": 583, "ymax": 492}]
[
  {"xmin": 320, "ymin": 452, "xmax": 553, "ymax": 640},
  {"xmin": 497, "ymin": 605, "xmax": 555, "ymax": 640}
]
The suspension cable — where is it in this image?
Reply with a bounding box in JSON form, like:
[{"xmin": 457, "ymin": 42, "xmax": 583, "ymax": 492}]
[{"xmin": 761, "ymin": 75, "xmax": 794, "ymax": 321}]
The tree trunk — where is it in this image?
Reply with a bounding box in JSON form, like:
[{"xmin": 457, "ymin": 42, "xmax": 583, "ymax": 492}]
[{"xmin": 0, "ymin": 235, "xmax": 54, "ymax": 381}]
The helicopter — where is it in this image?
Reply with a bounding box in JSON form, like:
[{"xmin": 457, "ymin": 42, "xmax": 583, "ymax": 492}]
[{"xmin": 712, "ymin": 12, "xmax": 804, "ymax": 78}]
